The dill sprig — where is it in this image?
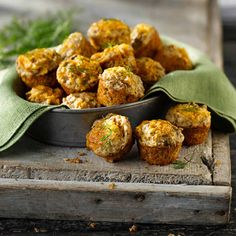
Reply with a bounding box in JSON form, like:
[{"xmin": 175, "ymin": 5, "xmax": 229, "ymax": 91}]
[{"xmin": 0, "ymin": 11, "xmax": 74, "ymax": 69}]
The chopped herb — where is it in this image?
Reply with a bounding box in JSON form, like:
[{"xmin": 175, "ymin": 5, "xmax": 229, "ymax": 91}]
[
  {"xmin": 172, "ymin": 148, "xmax": 197, "ymax": 169},
  {"xmin": 77, "ymin": 66, "xmax": 87, "ymax": 73},
  {"xmin": 101, "ymin": 42, "xmax": 115, "ymax": 50},
  {"xmin": 173, "ymin": 160, "xmax": 187, "ymax": 169}
]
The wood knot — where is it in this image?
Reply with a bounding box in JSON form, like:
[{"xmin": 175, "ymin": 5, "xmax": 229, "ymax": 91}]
[
  {"xmin": 94, "ymin": 198, "xmax": 103, "ymax": 204},
  {"xmin": 215, "ymin": 210, "xmax": 226, "ymax": 216},
  {"xmin": 135, "ymin": 193, "xmax": 145, "ymax": 202},
  {"xmin": 193, "ymin": 210, "xmax": 200, "ymax": 215}
]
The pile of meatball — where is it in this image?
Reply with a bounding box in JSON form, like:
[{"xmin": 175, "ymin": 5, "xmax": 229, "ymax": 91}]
[{"xmin": 16, "ymin": 18, "xmax": 193, "ymax": 109}]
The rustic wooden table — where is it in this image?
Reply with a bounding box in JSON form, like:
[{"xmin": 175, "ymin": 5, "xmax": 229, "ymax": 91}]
[{"xmin": 0, "ymin": 0, "xmax": 236, "ymax": 234}]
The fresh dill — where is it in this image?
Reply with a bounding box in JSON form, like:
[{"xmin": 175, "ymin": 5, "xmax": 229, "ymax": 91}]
[
  {"xmin": 100, "ymin": 126, "xmax": 113, "ymax": 150},
  {"xmin": 0, "ymin": 11, "xmax": 74, "ymax": 69}
]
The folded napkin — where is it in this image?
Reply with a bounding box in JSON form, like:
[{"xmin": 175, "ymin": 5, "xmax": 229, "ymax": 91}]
[{"xmin": 0, "ymin": 36, "xmax": 235, "ymax": 152}]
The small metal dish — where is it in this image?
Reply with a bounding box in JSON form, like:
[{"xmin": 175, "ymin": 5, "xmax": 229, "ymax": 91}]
[{"xmin": 27, "ymin": 95, "xmax": 166, "ymax": 147}]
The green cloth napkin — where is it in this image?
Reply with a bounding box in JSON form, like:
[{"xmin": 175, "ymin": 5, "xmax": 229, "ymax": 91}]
[
  {"xmin": 0, "ymin": 36, "xmax": 236, "ymax": 152},
  {"xmin": 145, "ymin": 36, "xmax": 236, "ymax": 133}
]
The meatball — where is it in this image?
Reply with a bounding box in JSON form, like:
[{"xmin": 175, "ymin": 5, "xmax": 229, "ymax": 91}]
[
  {"xmin": 58, "ymin": 32, "xmax": 96, "ymax": 59},
  {"xmin": 136, "ymin": 57, "xmax": 165, "ymax": 88},
  {"xmin": 87, "ymin": 18, "xmax": 131, "ymax": 51},
  {"xmin": 131, "ymin": 23, "xmax": 162, "ymax": 58},
  {"xmin": 20, "ymin": 70, "xmax": 58, "ymax": 89},
  {"xmin": 86, "ymin": 113, "xmax": 134, "ymax": 162},
  {"xmin": 91, "ymin": 44, "xmax": 137, "ymax": 72},
  {"xmin": 97, "ymin": 67, "xmax": 145, "ymax": 106},
  {"xmin": 26, "ymin": 85, "xmax": 64, "ymax": 105},
  {"xmin": 57, "ymin": 55, "xmax": 102, "ymax": 94},
  {"xmin": 154, "ymin": 44, "xmax": 192, "ymax": 73},
  {"xmin": 16, "ymin": 48, "xmax": 61, "ymax": 88},
  {"xmin": 135, "ymin": 119, "xmax": 184, "ymax": 165},
  {"xmin": 165, "ymin": 103, "xmax": 211, "ymax": 145},
  {"xmin": 63, "ymin": 92, "xmax": 101, "ymax": 109}
]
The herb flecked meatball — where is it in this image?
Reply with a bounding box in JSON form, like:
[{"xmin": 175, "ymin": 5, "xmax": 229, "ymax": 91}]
[
  {"xmin": 135, "ymin": 119, "xmax": 184, "ymax": 165},
  {"xmin": 57, "ymin": 55, "xmax": 102, "ymax": 94},
  {"xmin": 91, "ymin": 43, "xmax": 137, "ymax": 72},
  {"xmin": 87, "ymin": 18, "xmax": 131, "ymax": 51},
  {"xmin": 136, "ymin": 57, "xmax": 165, "ymax": 88},
  {"xmin": 58, "ymin": 32, "xmax": 96, "ymax": 59},
  {"xmin": 154, "ymin": 44, "xmax": 192, "ymax": 73},
  {"xmin": 165, "ymin": 103, "xmax": 211, "ymax": 145},
  {"xmin": 97, "ymin": 67, "xmax": 145, "ymax": 106},
  {"xmin": 86, "ymin": 113, "xmax": 134, "ymax": 162},
  {"xmin": 131, "ymin": 23, "xmax": 162, "ymax": 58},
  {"xmin": 16, "ymin": 48, "xmax": 61, "ymax": 88},
  {"xmin": 63, "ymin": 92, "xmax": 101, "ymax": 109},
  {"xmin": 26, "ymin": 85, "xmax": 64, "ymax": 105}
]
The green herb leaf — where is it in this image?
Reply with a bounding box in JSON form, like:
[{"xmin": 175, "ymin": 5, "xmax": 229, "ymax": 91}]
[
  {"xmin": 172, "ymin": 160, "xmax": 187, "ymax": 169},
  {"xmin": 0, "ymin": 11, "xmax": 74, "ymax": 69}
]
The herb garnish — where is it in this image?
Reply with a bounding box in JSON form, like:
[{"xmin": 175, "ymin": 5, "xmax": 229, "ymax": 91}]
[
  {"xmin": 172, "ymin": 148, "xmax": 197, "ymax": 169},
  {"xmin": 0, "ymin": 11, "xmax": 74, "ymax": 69},
  {"xmin": 100, "ymin": 125, "xmax": 113, "ymax": 150}
]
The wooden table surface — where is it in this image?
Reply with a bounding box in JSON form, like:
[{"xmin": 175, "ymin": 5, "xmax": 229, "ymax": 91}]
[{"xmin": 0, "ymin": 0, "xmax": 236, "ymax": 234}]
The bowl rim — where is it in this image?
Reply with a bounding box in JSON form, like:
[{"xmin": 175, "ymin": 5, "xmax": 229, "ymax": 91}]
[{"xmin": 51, "ymin": 96, "xmax": 160, "ymax": 114}]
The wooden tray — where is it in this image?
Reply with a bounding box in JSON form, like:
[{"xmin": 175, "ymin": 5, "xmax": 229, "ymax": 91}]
[{"xmin": 0, "ymin": 0, "xmax": 231, "ymax": 224}]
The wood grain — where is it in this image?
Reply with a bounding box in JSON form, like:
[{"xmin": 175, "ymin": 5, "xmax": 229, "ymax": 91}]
[{"xmin": 0, "ymin": 178, "xmax": 231, "ymax": 224}]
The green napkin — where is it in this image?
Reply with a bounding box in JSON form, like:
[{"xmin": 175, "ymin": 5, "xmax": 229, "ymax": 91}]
[
  {"xmin": 0, "ymin": 67, "xmax": 61, "ymax": 151},
  {"xmin": 0, "ymin": 36, "xmax": 235, "ymax": 152}
]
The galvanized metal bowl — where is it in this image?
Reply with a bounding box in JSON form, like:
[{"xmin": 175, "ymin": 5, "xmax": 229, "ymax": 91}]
[{"xmin": 27, "ymin": 95, "xmax": 165, "ymax": 147}]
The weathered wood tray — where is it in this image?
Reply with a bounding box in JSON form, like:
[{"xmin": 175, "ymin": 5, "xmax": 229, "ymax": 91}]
[{"xmin": 0, "ymin": 0, "xmax": 232, "ymax": 224}]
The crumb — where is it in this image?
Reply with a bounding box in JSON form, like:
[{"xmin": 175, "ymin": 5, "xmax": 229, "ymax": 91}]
[
  {"xmin": 78, "ymin": 152, "xmax": 87, "ymax": 156},
  {"xmin": 129, "ymin": 224, "xmax": 137, "ymax": 232},
  {"xmin": 214, "ymin": 159, "xmax": 221, "ymax": 166},
  {"xmin": 108, "ymin": 183, "xmax": 116, "ymax": 190},
  {"xmin": 33, "ymin": 227, "xmax": 40, "ymax": 233},
  {"xmin": 64, "ymin": 157, "xmax": 82, "ymax": 164},
  {"xmin": 88, "ymin": 222, "xmax": 96, "ymax": 229}
]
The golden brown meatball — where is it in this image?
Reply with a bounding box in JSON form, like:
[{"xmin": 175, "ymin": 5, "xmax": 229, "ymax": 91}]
[
  {"xmin": 136, "ymin": 57, "xmax": 165, "ymax": 88},
  {"xmin": 57, "ymin": 55, "xmax": 102, "ymax": 94},
  {"xmin": 16, "ymin": 48, "xmax": 61, "ymax": 88},
  {"xmin": 131, "ymin": 23, "xmax": 162, "ymax": 58},
  {"xmin": 58, "ymin": 32, "xmax": 96, "ymax": 59},
  {"xmin": 87, "ymin": 18, "xmax": 131, "ymax": 51},
  {"xmin": 86, "ymin": 113, "xmax": 134, "ymax": 162},
  {"xmin": 91, "ymin": 44, "xmax": 137, "ymax": 72},
  {"xmin": 135, "ymin": 119, "xmax": 184, "ymax": 165},
  {"xmin": 154, "ymin": 44, "xmax": 192, "ymax": 73},
  {"xmin": 20, "ymin": 70, "xmax": 58, "ymax": 89},
  {"xmin": 97, "ymin": 67, "xmax": 145, "ymax": 106},
  {"xmin": 165, "ymin": 103, "xmax": 211, "ymax": 145},
  {"xmin": 63, "ymin": 92, "xmax": 101, "ymax": 109},
  {"xmin": 26, "ymin": 85, "xmax": 64, "ymax": 105}
]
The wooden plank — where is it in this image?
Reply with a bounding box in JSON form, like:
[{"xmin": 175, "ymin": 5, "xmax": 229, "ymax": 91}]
[
  {"xmin": 0, "ymin": 178, "xmax": 231, "ymax": 224},
  {"xmin": 0, "ymin": 133, "xmax": 212, "ymax": 185},
  {"xmin": 207, "ymin": 0, "xmax": 231, "ymax": 187},
  {"xmin": 212, "ymin": 132, "xmax": 231, "ymax": 186}
]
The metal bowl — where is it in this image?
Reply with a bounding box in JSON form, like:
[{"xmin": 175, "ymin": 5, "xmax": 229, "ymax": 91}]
[{"xmin": 27, "ymin": 95, "xmax": 166, "ymax": 147}]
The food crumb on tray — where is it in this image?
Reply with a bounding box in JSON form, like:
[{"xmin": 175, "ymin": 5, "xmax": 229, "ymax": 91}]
[
  {"xmin": 108, "ymin": 182, "xmax": 116, "ymax": 190},
  {"xmin": 129, "ymin": 224, "xmax": 138, "ymax": 232},
  {"xmin": 88, "ymin": 222, "xmax": 97, "ymax": 229},
  {"xmin": 63, "ymin": 157, "xmax": 83, "ymax": 163}
]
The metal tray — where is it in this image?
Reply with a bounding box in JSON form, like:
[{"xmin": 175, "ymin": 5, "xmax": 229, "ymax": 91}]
[{"xmin": 27, "ymin": 95, "xmax": 166, "ymax": 147}]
